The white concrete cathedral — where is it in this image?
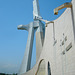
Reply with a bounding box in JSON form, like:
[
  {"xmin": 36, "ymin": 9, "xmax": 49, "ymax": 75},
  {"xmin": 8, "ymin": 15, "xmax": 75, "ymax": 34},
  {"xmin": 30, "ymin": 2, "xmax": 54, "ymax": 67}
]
[{"xmin": 18, "ymin": 0, "xmax": 75, "ymax": 75}]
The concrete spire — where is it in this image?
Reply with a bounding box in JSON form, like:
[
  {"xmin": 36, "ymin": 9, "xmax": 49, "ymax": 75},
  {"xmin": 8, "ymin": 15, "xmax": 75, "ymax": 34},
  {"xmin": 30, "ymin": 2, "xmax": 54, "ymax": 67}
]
[
  {"xmin": 17, "ymin": 0, "xmax": 45, "ymax": 75},
  {"xmin": 33, "ymin": 0, "xmax": 45, "ymax": 62},
  {"xmin": 33, "ymin": 0, "xmax": 40, "ymax": 19},
  {"xmin": 33, "ymin": 0, "xmax": 42, "ymax": 20}
]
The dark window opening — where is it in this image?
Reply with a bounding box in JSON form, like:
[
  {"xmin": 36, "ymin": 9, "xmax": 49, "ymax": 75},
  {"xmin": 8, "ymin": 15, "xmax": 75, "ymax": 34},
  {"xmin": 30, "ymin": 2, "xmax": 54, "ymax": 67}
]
[{"xmin": 48, "ymin": 62, "xmax": 51, "ymax": 75}]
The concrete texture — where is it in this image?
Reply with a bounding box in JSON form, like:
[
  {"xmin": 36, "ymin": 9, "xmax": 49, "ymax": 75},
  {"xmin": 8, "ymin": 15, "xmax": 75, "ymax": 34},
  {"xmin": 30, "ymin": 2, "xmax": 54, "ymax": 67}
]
[
  {"xmin": 18, "ymin": 22, "xmax": 34, "ymax": 75},
  {"xmin": 18, "ymin": 0, "xmax": 75, "ymax": 75},
  {"xmin": 18, "ymin": 0, "xmax": 45, "ymax": 74}
]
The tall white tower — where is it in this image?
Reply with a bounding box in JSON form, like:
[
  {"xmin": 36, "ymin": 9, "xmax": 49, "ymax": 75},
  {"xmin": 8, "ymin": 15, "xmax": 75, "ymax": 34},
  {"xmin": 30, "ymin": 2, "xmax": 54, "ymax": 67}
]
[{"xmin": 17, "ymin": 0, "xmax": 45, "ymax": 75}]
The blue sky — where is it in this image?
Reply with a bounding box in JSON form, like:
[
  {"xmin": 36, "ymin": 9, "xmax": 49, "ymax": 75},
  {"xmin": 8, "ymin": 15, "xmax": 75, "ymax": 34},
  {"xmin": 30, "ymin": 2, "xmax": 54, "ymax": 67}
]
[{"xmin": 0, "ymin": 0, "xmax": 71, "ymax": 74}]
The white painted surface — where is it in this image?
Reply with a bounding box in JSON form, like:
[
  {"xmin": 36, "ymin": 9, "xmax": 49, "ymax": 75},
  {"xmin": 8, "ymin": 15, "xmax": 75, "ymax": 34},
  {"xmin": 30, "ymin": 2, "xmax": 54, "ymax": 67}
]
[{"xmin": 21, "ymin": 0, "xmax": 75, "ymax": 75}]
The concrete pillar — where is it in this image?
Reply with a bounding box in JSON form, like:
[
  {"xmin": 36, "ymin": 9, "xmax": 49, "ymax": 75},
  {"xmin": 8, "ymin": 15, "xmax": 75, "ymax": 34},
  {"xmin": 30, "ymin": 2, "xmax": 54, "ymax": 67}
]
[
  {"xmin": 18, "ymin": 22, "xmax": 34, "ymax": 75},
  {"xmin": 35, "ymin": 21, "xmax": 45, "ymax": 62},
  {"xmin": 71, "ymin": 0, "xmax": 75, "ymax": 42}
]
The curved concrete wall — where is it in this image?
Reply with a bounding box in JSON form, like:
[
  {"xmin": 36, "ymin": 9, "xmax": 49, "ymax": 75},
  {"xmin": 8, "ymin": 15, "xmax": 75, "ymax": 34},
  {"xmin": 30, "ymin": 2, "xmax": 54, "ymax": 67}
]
[{"xmin": 21, "ymin": 0, "xmax": 75, "ymax": 75}]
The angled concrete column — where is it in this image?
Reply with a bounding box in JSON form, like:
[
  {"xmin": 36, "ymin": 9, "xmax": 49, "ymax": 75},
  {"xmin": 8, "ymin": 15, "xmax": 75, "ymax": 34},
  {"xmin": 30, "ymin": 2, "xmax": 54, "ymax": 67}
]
[
  {"xmin": 35, "ymin": 21, "xmax": 45, "ymax": 62},
  {"xmin": 17, "ymin": 22, "xmax": 34, "ymax": 75},
  {"xmin": 17, "ymin": 0, "xmax": 45, "ymax": 74},
  {"xmin": 72, "ymin": 0, "xmax": 75, "ymax": 42},
  {"xmin": 33, "ymin": 0, "xmax": 45, "ymax": 62}
]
